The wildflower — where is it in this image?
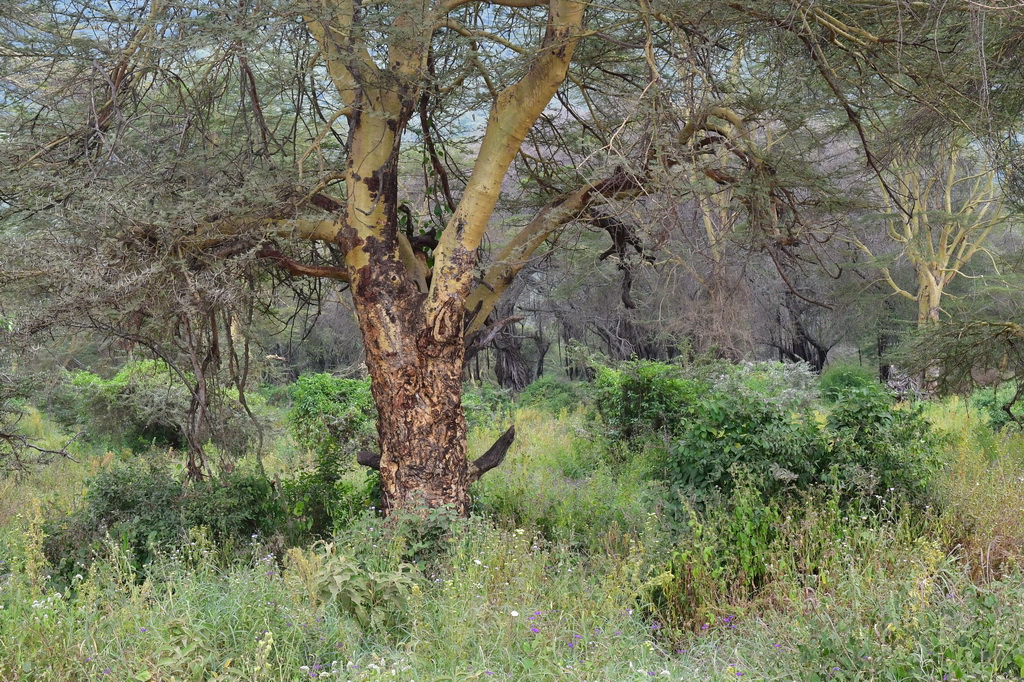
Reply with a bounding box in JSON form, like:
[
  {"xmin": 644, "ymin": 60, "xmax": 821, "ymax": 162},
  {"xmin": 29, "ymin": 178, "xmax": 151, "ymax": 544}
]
[
  {"xmin": 530, "ymin": 628, "xmax": 540, "ymax": 633},
  {"xmin": 510, "ymin": 611, "xmax": 519, "ymax": 617}
]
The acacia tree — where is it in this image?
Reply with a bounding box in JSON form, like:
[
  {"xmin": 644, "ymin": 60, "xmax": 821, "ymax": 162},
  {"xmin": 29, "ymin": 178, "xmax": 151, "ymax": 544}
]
[
  {"xmin": 852, "ymin": 138, "xmax": 1008, "ymax": 327},
  {"xmin": 3, "ymin": 0, "xmax": 1009, "ymax": 513}
]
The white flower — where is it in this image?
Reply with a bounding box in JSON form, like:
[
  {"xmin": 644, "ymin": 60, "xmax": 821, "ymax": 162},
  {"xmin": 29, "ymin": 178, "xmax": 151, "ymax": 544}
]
[
  {"xmin": 473, "ymin": 559, "xmax": 482, "ymax": 565},
  {"xmin": 510, "ymin": 611, "xmax": 519, "ymax": 617}
]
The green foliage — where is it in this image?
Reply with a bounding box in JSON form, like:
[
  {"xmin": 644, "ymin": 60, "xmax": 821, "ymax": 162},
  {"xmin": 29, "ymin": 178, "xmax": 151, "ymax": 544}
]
[
  {"xmin": 592, "ymin": 359, "xmax": 936, "ymax": 513},
  {"xmin": 287, "ymin": 374, "xmax": 375, "ymax": 482},
  {"xmin": 788, "ymin": 572, "xmax": 1024, "ymax": 680},
  {"xmin": 286, "ymin": 541, "xmax": 419, "ymax": 632},
  {"xmin": 517, "ymin": 375, "xmax": 591, "ymax": 413},
  {"xmin": 461, "ymin": 382, "xmax": 512, "ymax": 429},
  {"xmin": 969, "ymin": 383, "xmax": 1023, "ymax": 431},
  {"xmin": 279, "ymin": 471, "xmax": 378, "ymax": 540},
  {"xmin": 2, "ymin": 398, "xmax": 1024, "ymax": 681},
  {"xmin": 688, "ymin": 360, "xmax": 821, "ymax": 410},
  {"xmin": 825, "ymin": 385, "xmax": 937, "ymax": 505},
  {"xmin": 470, "ymin": 409, "xmax": 663, "ymax": 553},
  {"xmin": 52, "ymin": 360, "xmax": 259, "ymax": 455},
  {"xmin": 62, "ymin": 362, "xmax": 186, "ymax": 450},
  {"xmin": 820, "ymin": 363, "xmax": 879, "ymax": 402},
  {"xmin": 43, "ymin": 460, "xmax": 282, "ymax": 579},
  {"xmin": 653, "ymin": 476, "xmax": 780, "ymax": 629},
  {"xmin": 666, "ymin": 390, "xmax": 826, "ymax": 505},
  {"xmin": 593, "ymin": 360, "xmax": 706, "ymax": 439}
]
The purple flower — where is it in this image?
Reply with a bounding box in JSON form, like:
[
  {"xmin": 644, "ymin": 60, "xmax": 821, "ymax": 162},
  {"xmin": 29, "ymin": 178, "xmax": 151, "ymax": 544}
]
[{"xmin": 530, "ymin": 628, "xmax": 540, "ymax": 633}]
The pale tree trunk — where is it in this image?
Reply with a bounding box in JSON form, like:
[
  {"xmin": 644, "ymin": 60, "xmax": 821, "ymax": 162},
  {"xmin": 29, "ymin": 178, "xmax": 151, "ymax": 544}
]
[
  {"xmin": 915, "ymin": 267, "xmax": 945, "ymax": 392},
  {"xmin": 916, "ymin": 267, "xmax": 944, "ymax": 327}
]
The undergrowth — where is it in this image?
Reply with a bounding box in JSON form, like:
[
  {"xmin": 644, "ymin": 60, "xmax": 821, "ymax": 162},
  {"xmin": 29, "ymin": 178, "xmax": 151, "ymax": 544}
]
[{"xmin": 1, "ymin": 364, "xmax": 1024, "ymax": 681}]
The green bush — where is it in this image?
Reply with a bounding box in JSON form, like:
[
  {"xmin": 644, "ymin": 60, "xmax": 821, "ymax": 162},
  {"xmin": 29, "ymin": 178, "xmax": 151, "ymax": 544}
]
[
  {"xmin": 969, "ymin": 383, "xmax": 1023, "ymax": 431},
  {"xmin": 517, "ymin": 375, "xmax": 591, "ymax": 413},
  {"xmin": 279, "ymin": 470, "xmax": 379, "ymax": 539},
  {"xmin": 825, "ymin": 384, "xmax": 937, "ymax": 505},
  {"xmin": 593, "ymin": 360, "xmax": 706, "ymax": 439},
  {"xmin": 819, "ymin": 363, "xmax": 878, "ymax": 402},
  {"xmin": 666, "ymin": 390, "xmax": 826, "ymax": 505},
  {"xmin": 288, "ymin": 373, "xmax": 376, "ymax": 482},
  {"xmin": 43, "ymin": 461, "xmax": 283, "ymax": 580},
  {"xmin": 653, "ymin": 476, "xmax": 781, "ymax": 630},
  {"xmin": 591, "ymin": 359, "xmax": 936, "ymax": 513},
  {"xmin": 52, "ymin": 360, "xmax": 259, "ymax": 454},
  {"xmin": 461, "ymin": 382, "xmax": 512, "ymax": 429}
]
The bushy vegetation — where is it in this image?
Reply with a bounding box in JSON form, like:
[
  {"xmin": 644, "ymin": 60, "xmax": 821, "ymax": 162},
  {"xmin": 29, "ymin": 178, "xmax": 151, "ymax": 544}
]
[
  {"xmin": 516, "ymin": 375, "xmax": 592, "ymax": 413},
  {"xmin": 819, "ymin": 362, "xmax": 879, "ymax": 402},
  {"xmin": 2, "ymin": 360, "xmax": 1024, "ymax": 680},
  {"xmin": 50, "ymin": 360, "xmax": 261, "ymax": 455},
  {"xmin": 287, "ymin": 373, "xmax": 376, "ymax": 481},
  {"xmin": 593, "ymin": 359, "xmax": 936, "ymax": 512},
  {"xmin": 969, "ymin": 383, "xmax": 1024, "ymax": 431},
  {"xmin": 43, "ymin": 460, "xmax": 282, "ymax": 581}
]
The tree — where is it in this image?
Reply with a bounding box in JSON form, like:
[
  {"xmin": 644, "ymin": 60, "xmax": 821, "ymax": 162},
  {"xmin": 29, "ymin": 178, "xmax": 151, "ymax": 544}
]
[
  {"xmin": 2, "ymin": 0, "xmax": 1013, "ymax": 514},
  {"xmin": 852, "ymin": 137, "xmax": 1008, "ymax": 327}
]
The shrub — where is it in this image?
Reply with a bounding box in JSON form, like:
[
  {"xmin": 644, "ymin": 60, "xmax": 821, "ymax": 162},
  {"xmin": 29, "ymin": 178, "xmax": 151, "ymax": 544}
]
[
  {"xmin": 665, "ymin": 390, "xmax": 826, "ymax": 506},
  {"xmin": 825, "ymin": 384, "xmax": 937, "ymax": 505},
  {"xmin": 819, "ymin": 363, "xmax": 878, "ymax": 402},
  {"xmin": 462, "ymin": 382, "xmax": 513, "ymax": 429},
  {"xmin": 517, "ymin": 375, "xmax": 591, "ymax": 413},
  {"xmin": 279, "ymin": 470, "xmax": 379, "ymax": 539},
  {"xmin": 665, "ymin": 382, "xmax": 937, "ymax": 512},
  {"xmin": 968, "ymin": 383, "xmax": 1023, "ymax": 431},
  {"xmin": 53, "ymin": 360, "xmax": 259, "ymax": 454},
  {"xmin": 652, "ymin": 476, "xmax": 781, "ymax": 631},
  {"xmin": 593, "ymin": 360, "xmax": 706, "ymax": 439},
  {"xmin": 43, "ymin": 460, "xmax": 284, "ymax": 579},
  {"xmin": 288, "ymin": 373, "xmax": 376, "ymax": 482}
]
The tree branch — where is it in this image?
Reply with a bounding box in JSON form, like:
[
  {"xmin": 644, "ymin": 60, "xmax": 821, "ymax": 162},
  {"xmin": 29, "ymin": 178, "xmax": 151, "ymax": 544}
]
[
  {"xmin": 467, "ymin": 425, "xmax": 516, "ymax": 482},
  {"xmin": 256, "ymin": 247, "xmax": 349, "ymax": 282}
]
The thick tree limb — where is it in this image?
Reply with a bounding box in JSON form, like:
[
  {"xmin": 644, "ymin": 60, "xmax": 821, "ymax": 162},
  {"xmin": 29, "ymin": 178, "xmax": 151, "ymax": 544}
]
[
  {"xmin": 467, "ymin": 425, "xmax": 516, "ymax": 482},
  {"xmin": 357, "ymin": 449, "xmax": 381, "ymax": 470},
  {"xmin": 256, "ymin": 247, "xmax": 350, "ymax": 282},
  {"xmin": 427, "ymin": 0, "xmax": 586, "ymax": 321},
  {"xmin": 441, "ymin": 0, "xmax": 545, "ymax": 11},
  {"xmin": 464, "ymin": 170, "xmax": 641, "ymax": 334},
  {"xmin": 466, "ymin": 315, "xmax": 524, "ymax": 354}
]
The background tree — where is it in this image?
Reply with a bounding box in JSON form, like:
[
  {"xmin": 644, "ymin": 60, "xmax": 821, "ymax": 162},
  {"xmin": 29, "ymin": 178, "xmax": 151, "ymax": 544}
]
[{"xmin": 851, "ymin": 137, "xmax": 1008, "ymax": 327}]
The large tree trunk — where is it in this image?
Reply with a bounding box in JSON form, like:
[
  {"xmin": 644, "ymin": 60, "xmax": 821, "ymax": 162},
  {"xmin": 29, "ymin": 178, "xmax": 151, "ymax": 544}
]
[{"xmin": 354, "ymin": 280, "xmax": 471, "ymax": 513}]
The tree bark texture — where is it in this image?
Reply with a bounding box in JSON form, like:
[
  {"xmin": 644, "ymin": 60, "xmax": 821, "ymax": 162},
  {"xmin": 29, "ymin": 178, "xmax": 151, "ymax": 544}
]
[{"xmin": 300, "ymin": 0, "xmax": 585, "ymax": 515}]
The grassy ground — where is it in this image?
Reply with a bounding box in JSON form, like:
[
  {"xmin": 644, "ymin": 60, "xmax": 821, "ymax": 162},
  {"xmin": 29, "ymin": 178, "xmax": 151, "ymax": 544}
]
[{"xmin": 1, "ymin": 401, "xmax": 1023, "ymax": 681}]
